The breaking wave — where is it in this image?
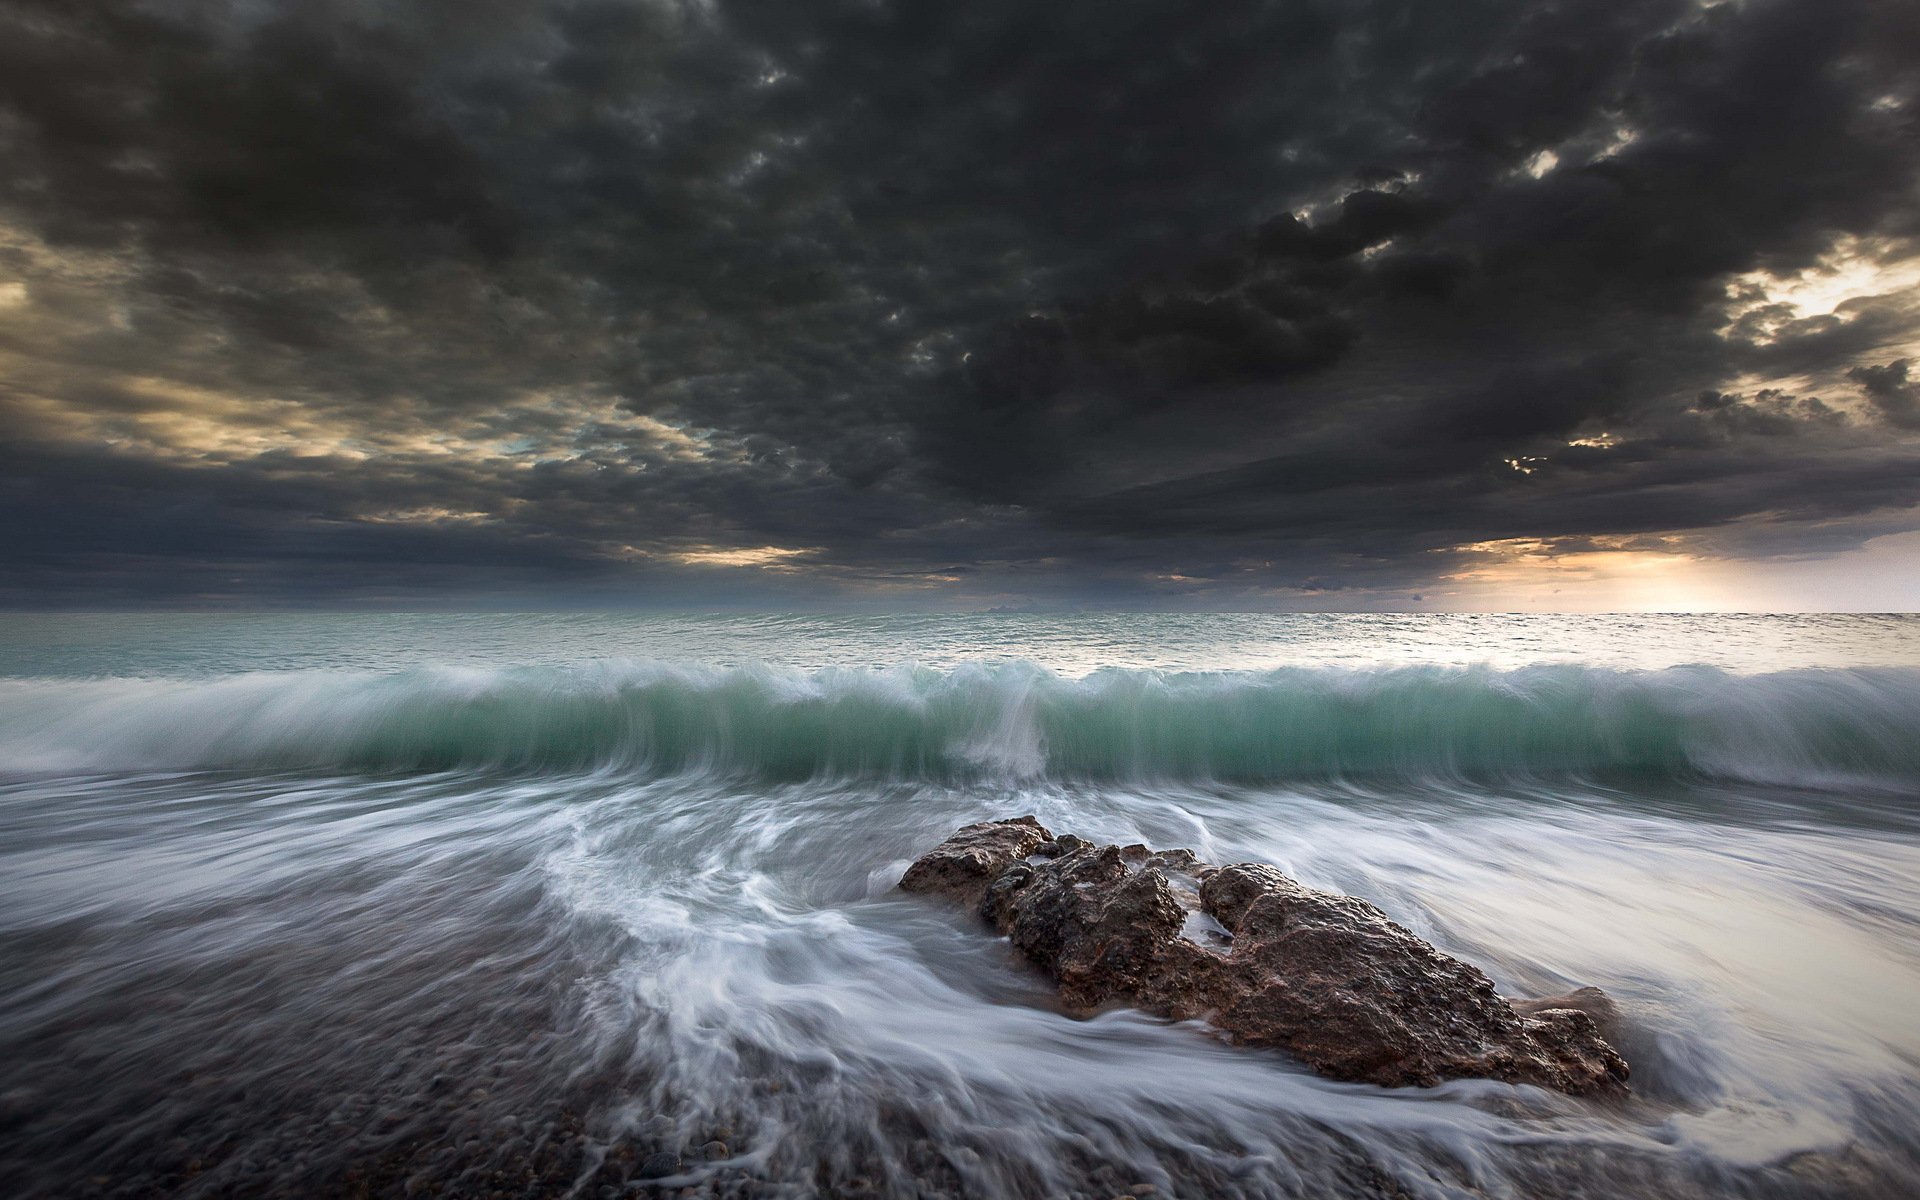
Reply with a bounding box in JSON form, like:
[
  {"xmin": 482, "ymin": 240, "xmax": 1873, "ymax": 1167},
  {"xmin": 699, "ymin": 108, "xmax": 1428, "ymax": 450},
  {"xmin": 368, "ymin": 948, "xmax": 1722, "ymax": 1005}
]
[{"xmin": 4, "ymin": 661, "xmax": 1918, "ymax": 786}]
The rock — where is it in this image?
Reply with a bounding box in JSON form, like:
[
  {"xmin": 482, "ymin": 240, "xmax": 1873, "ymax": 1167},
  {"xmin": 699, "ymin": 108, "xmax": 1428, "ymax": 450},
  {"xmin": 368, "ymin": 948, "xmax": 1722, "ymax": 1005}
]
[
  {"xmin": 638, "ymin": 1152, "xmax": 682, "ymax": 1179},
  {"xmin": 701, "ymin": 1140, "xmax": 730, "ymax": 1161},
  {"xmin": 1511, "ymin": 986, "xmax": 1621, "ymax": 1043},
  {"xmin": 901, "ymin": 817, "xmax": 1629, "ymax": 1096},
  {"xmin": 898, "ymin": 816, "xmax": 1053, "ymax": 908},
  {"xmin": 991, "ymin": 842, "xmax": 1191, "ymax": 1008}
]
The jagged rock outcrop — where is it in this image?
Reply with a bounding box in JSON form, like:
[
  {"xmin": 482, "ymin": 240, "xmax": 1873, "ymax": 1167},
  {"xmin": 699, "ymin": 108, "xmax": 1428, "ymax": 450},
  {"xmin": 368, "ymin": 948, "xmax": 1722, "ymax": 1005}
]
[
  {"xmin": 898, "ymin": 814, "xmax": 1052, "ymax": 908},
  {"xmin": 901, "ymin": 817, "xmax": 1629, "ymax": 1096}
]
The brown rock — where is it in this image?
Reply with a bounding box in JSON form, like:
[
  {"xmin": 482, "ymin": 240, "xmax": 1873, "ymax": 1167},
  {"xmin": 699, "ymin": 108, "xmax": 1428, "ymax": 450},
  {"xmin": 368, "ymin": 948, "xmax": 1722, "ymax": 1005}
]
[
  {"xmin": 990, "ymin": 842, "xmax": 1188, "ymax": 1007},
  {"xmin": 1512, "ymin": 986, "xmax": 1622, "ymax": 1043},
  {"xmin": 898, "ymin": 815, "xmax": 1053, "ymax": 908},
  {"xmin": 901, "ymin": 817, "xmax": 1630, "ymax": 1097}
]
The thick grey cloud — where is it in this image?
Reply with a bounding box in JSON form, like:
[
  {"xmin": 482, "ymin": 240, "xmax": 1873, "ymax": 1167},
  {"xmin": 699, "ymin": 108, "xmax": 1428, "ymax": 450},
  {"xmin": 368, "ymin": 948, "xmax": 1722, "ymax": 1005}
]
[
  {"xmin": 1852, "ymin": 359, "xmax": 1920, "ymax": 428},
  {"xmin": 1, "ymin": 0, "xmax": 1918, "ymax": 608}
]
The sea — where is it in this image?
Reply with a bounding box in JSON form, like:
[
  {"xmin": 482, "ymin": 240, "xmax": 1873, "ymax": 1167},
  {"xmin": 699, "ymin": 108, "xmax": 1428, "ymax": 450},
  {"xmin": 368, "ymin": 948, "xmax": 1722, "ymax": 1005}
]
[{"xmin": 2, "ymin": 612, "xmax": 1918, "ymax": 1199}]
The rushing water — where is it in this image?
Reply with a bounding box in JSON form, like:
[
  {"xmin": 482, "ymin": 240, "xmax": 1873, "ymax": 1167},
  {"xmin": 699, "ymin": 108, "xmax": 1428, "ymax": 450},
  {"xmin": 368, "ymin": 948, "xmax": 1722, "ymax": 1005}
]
[{"xmin": 2, "ymin": 613, "xmax": 1918, "ymax": 1199}]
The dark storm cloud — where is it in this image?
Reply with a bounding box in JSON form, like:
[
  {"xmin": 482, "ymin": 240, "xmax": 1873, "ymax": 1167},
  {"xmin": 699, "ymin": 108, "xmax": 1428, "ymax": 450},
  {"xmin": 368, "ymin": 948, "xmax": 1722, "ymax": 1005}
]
[
  {"xmin": 1, "ymin": 0, "xmax": 1918, "ymax": 606},
  {"xmin": 1851, "ymin": 359, "xmax": 1920, "ymax": 429}
]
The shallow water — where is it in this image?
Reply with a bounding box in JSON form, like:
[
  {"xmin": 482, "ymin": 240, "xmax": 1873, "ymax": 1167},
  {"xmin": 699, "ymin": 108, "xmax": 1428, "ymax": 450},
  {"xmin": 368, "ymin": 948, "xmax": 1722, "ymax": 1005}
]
[{"xmin": 2, "ymin": 614, "xmax": 1918, "ymax": 1198}]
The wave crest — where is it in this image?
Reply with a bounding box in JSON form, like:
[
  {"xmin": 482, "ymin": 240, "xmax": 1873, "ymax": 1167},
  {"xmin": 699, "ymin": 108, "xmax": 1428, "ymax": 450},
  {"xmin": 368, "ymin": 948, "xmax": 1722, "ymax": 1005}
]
[{"xmin": 2, "ymin": 661, "xmax": 1916, "ymax": 785}]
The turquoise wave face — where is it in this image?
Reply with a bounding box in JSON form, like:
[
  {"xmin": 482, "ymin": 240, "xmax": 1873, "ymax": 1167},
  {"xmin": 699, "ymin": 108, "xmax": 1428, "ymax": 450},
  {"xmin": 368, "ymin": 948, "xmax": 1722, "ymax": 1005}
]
[{"xmin": 3, "ymin": 661, "xmax": 1918, "ymax": 785}]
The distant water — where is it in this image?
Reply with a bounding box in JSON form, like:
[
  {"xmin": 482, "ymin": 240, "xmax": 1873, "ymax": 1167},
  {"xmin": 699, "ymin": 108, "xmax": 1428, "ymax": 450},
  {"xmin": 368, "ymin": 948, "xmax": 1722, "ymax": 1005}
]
[{"xmin": 2, "ymin": 613, "xmax": 1918, "ymax": 1198}]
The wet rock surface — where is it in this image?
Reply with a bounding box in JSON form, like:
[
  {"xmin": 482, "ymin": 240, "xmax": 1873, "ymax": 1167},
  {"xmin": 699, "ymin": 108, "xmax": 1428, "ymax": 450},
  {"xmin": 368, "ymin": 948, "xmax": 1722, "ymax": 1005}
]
[
  {"xmin": 898, "ymin": 814, "xmax": 1052, "ymax": 908},
  {"xmin": 902, "ymin": 817, "xmax": 1630, "ymax": 1096}
]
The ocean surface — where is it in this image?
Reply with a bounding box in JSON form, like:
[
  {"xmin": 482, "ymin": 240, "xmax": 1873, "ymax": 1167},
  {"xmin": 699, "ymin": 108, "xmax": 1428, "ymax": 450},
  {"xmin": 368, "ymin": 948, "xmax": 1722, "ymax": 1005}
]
[{"xmin": 3, "ymin": 612, "xmax": 1919, "ymax": 1199}]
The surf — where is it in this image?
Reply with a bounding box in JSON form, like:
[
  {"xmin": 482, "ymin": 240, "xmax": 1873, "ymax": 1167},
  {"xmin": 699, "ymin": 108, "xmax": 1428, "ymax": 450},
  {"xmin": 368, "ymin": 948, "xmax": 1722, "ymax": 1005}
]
[{"xmin": 3, "ymin": 660, "xmax": 1916, "ymax": 787}]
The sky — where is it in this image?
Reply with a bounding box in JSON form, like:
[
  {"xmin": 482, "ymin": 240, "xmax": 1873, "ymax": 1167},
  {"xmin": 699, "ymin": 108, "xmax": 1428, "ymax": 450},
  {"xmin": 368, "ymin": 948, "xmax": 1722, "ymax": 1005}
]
[{"xmin": 2, "ymin": 0, "xmax": 1919, "ymax": 612}]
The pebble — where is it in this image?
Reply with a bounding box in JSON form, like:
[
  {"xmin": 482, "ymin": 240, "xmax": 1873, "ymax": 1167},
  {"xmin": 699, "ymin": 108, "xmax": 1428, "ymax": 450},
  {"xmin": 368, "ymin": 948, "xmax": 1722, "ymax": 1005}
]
[{"xmin": 638, "ymin": 1151, "xmax": 682, "ymax": 1179}]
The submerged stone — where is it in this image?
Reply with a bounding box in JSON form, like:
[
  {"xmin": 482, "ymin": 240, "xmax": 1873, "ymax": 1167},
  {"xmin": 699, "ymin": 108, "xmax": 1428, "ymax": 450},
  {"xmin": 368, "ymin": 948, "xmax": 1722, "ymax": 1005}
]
[{"xmin": 900, "ymin": 816, "xmax": 1629, "ymax": 1096}]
